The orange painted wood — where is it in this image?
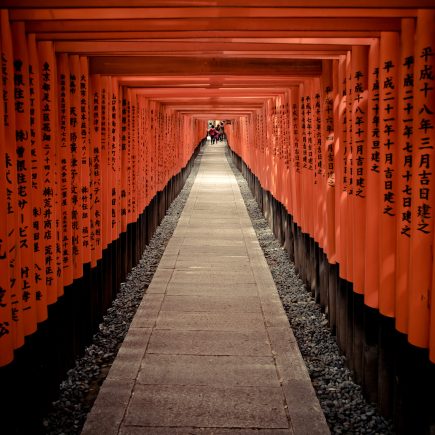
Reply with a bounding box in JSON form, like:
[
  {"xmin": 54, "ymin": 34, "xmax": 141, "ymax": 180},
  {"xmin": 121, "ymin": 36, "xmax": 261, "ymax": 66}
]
[
  {"xmin": 378, "ymin": 31, "xmax": 399, "ymax": 317},
  {"xmin": 110, "ymin": 77, "xmax": 121, "ymax": 241},
  {"xmin": 8, "ymin": 7, "xmax": 418, "ymax": 21},
  {"xmin": 117, "ymin": 75, "xmax": 310, "ymax": 88},
  {"xmin": 395, "ymin": 18, "xmax": 415, "ymax": 334},
  {"xmin": 291, "ymin": 86, "xmax": 302, "ymax": 227},
  {"xmin": 337, "ymin": 54, "xmax": 348, "ymax": 280},
  {"xmin": 333, "ymin": 59, "xmax": 342, "ymax": 269},
  {"xmin": 101, "ymin": 75, "xmax": 112, "ymax": 248},
  {"xmin": 51, "ymin": 52, "xmax": 64, "ymax": 299},
  {"xmin": 300, "ymin": 84, "xmax": 310, "ymax": 234},
  {"xmin": 126, "ymin": 89, "xmax": 132, "ymax": 225},
  {"xmin": 2, "ymin": 1, "xmax": 435, "ymax": 367},
  {"xmin": 129, "ymin": 90, "xmax": 138, "ymax": 222},
  {"xmin": 351, "ymin": 45, "xmax": 369, "ymax": 295},
  {"xmin": 11, "ymin": 21, "xmax": 37, "ymax": 337},
  {"xmin": 305, "ymin": 78, "xmax": 316, "ymax": 240},
  {"xmin": 281, "ymin": 91, "xmax": 291, "ymax": 214},
  {"xmin": 3, "ymin": 0, "xmax": 435, "ymax": 8},
  {"xmin": 345, "ymin": 50, "xmax": 354, "ymax": 285},
  {"xmin": 322, "ymin": 60, "xmax": 336, "ymax": 263},
  {"xmin": 89, "ymin": 74, "xmax": 103, "ymax": 265},
  {"xmin": 79, "ymin": 56, "xmax": 92, "ymax": 266},
  {"xmin": 132, "ymin": 91, "xmax": 139, "ymax": 216},
  {"xmin": 34, "ymin": 31, "xmax": 381, "ymax": 41},
  {"xmin": 90, "ymin": 57, "xmax": 322, "ymax": 76},
  {"xmin": 120, "ymin": 86, "xmax": 128, "ymax": 233},
  {"xmin": 313, "ymin": 77, "xmax": 324, "ymax": 248},
  {"xmin": 56, "ymin": 53, "xmax": 73, "ymax": 286},
  {"xmin": 262, "ymin": 97, "xmax": 277, "ymax": 208},
  {"xmin": 425, "ymin": 16, "xmax": 435, "ymax": 363},
  {"xmin": 409, "ymin": 10, "xmax": 435, "ymax": 351},
  {"xmin": 364, "ymin": 39, "xmax": 381, "ymax": 309},
  {"xmin": 27, "ymin": 34, "xmax": 48, "ymax": 318},
  {"xmin": 38, "ymin": 40, "xmax": 62, "ymax": 303},
  {"xmin": 24, "ymin": 17, "xmax": 401, "ymax": 33},
  {"xmin": 53, "ymin": 41, "xmax": 352, "ymax": 55},
  {"xmin": 142, "ymin": 96, "xmax": 152, "ymax": 206},
  {"xmin": 0, "ymin": 14, "xmax": 14, "ymax": 366},
  {"xmin": 69, "ymin": 55, "xmax": 84, "ymax": 279},
  {"xmin": 137, "ymin": 96, "xmax": 145, "ymax": 211}
]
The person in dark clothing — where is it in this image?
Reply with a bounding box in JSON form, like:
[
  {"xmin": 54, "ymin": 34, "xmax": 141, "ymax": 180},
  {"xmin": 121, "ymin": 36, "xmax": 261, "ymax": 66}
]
[
  {"xmin": 208, "ymin": 126, "xmax": 217, "ymax": 144},
  {"xmin": 215, "ymin": 124, "xmax": 222, "ymax": 141}
]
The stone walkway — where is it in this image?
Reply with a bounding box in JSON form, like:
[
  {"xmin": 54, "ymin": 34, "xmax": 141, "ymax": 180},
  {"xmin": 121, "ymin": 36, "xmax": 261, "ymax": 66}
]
[{"xmin": 82, "ymin": 142, "xmax": 329, "ymax": 435}]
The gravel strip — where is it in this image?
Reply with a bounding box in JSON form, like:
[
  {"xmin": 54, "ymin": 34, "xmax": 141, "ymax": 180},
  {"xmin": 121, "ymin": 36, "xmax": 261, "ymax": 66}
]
[
  {"xmin": 226, "ymin": 149, "xmax": 394, "ymax": 435},
  {"xmin": 42, "ymin": 148, "xmax": 203, "ymax": 435}
]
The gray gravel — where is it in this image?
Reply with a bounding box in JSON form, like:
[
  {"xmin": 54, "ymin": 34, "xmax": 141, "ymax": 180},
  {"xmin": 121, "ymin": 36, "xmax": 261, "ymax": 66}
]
[
  {"xmin": 42, "ymin": 148, "xmax": 203, "ymax": 435},
  {"xmin": 226, "ymin": 149, "xmax": 394, "ymax": 435}
]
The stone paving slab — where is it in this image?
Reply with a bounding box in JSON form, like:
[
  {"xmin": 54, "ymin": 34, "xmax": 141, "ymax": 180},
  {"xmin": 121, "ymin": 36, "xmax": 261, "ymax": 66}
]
[
  {"xmin": 192, "ymin": 204, "xmax": 239, "ymax": 212},
  {"xmin": 175, "ymin": 253, "xmax": 248, "ymax": 259},
  {"xmin": 168, "ymin": 261, "xmax": 252, "ymax": 271},
  {"xmin": 170, "ymin": 270, "xmax": 255, "ymax": 284},
  {"xmin": 178, "ymin": 246, "xmax": 248, "ymax": 257},
  {"xmin": 194, "ymin": 195, "xmax": 236, "ymax": 201},
  {"xmin": 165, "ymin": 282, "xmax": 259, "ymax": 296},
  {"xmin": 160, "ymin": 295, "xmax": 261, "ymax": 313},
  {"xmin": 187, "ymin": 221, "xmax": 245, "ymax": 228},
  {"xmin": 119, "ymin": 428, "xmax": 293, "ymax": 435},
  {"xmin": 82, "ymin": 378, "xmax": 136, "ymax": 435},
  {"xmin": 146, "ymin": 329, "xmax": 271, "ymax": 356},
  {"xmin": 172, "ymin": 260, "xmax": 250, "ymax": 270},
  {"xmin": 182, "ymin": 218, "xmax": 241, "ymax": 226},
  {"xmin": 181, "ymin": 239, "xmax": 245, "ymax": 247},
  {"xmin": 155, "ymin": 311, "xmax": 265, "ymax": 331},
  {"xmin": 137, "ymin": 354, "xmax": 279, "ymax": 386},
  {"xmin": 106, "ymin": 328, "xmax": 153, "ymax": 381},
  {"xmin": 181, "ymin": 229, "xmax": 246, "ymax": 238},
  {"xmin": 123, "ymin": 385, "xmax": 289, "ymax": 428},
  {"xmin": 184, "ymin": 210, "xmax": 241, "ymax": 218},
  {"xmin": 82, "ymin": 143, "xmax": 329, "ymax": 435}
]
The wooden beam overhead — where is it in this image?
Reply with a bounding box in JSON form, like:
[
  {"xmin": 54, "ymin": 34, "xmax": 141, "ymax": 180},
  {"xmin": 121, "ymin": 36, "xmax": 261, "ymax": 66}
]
[
  {"xmin": 90, "ymin": 56, "xmax": 323, "ymax": 76},
  {"xmin": 54, "ymin": 41, "xmax": 351, "ymax": 55},
  {"xmin": 3, "ymin": 0, "xmax": 434, "ymax": 8},
  {"xmin": 9, "ymin": 7, "xmax": 418, "ymax": 20},
  {"xmin": 25, "ymin": 17, "xmax": 401, "ymax": 33},
  {"xmin": 130, "ymin": 88, "xmax": 288, "ymax": 96},
  {"xmin": 154, "ymin": 97, "xmax": 271, "ymax": 103},
  {"xmin": 35, "ymin": 31, "xmax": 381, "ymax": 40},
  {"xmin": 117, "ymin": 76, "xmax": 304, "ymax": 88},
  {"xmin": 46, "ymin": 37, "xmax": 376, "ymax": 46},
  {"xmin": 180, "ymin": 111, "xmax": 255, "ymax": 115},
  {"xmin": 164, "ymin": 104, "xmax": 264, "ymax": 110}
]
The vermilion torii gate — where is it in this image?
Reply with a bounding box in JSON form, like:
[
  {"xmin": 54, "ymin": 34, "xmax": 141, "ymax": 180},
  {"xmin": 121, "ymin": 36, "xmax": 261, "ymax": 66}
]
[{"xmin": 0, "ymin": 2, "xmax": 434, "ymax": 433}]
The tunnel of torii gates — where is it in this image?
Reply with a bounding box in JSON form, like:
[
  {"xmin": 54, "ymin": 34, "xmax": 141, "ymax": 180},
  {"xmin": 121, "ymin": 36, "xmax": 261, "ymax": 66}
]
[{"xmin": 0, "ymin": 0, "xmax": 435, "ymax": 429}]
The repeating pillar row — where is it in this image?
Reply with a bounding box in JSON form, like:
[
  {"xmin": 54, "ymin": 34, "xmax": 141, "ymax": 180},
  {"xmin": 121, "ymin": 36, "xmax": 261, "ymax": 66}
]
[
  {"xmin": 0, "ymin": 12, "xmax": 207, "ymax": 367},
  {"xmin": 226, "ymin": 11, "xmax": 435, "ymax": 364}
]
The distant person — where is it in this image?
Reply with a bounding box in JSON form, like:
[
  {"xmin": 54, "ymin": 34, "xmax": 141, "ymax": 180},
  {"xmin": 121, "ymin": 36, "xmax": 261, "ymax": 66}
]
[
  {"xmin": 218, "ymin": 122, "xmax": 225, "ymax": 141},
  {"xmin": 215, "ymin": 124, "xmax": 222, "ymax": 141},
  {"xmin": 208, "ymin": 126, "xmax": 217, "ymax": 144}
]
